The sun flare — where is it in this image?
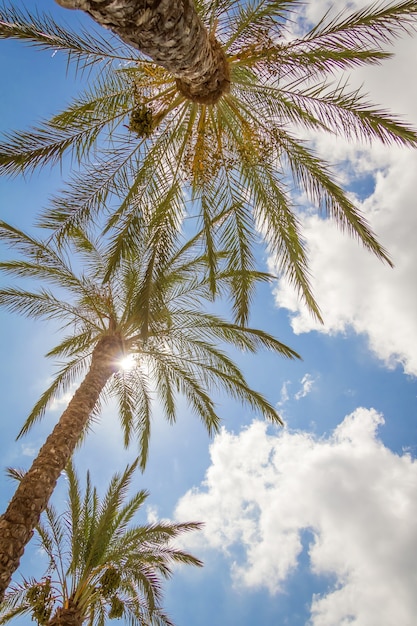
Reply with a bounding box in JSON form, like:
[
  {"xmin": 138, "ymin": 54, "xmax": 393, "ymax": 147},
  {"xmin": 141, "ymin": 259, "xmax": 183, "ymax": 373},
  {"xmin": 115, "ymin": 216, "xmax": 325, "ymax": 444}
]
[{"xmin": 119, "ymin": 354, "xmax": 136, "ymax": 371}]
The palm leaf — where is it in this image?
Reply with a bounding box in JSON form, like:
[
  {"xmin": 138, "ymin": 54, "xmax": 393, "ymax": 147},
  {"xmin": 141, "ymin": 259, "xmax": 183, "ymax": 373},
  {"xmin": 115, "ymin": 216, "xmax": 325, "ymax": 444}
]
[
  {"xmin": 0, "ymin": 4, "xmax": 138, "ymax": 68},
  {"xmin": 17, "ymin": 356, "xmax": 89, "ymax": 438}
]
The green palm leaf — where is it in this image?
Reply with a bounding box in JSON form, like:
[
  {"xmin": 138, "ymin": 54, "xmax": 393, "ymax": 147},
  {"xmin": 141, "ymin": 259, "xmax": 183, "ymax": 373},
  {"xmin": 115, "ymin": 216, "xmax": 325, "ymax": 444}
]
[
  {"xmin": 0, "ymin": 3, "xmax": 138, "ymax": 67},
  {"xmin": 2, "ymin": 0, "xmax": 416, "ymax": 319},
  {"xmin": 0, "ymin": 461, "xmax": 202, "ymax": 626}
]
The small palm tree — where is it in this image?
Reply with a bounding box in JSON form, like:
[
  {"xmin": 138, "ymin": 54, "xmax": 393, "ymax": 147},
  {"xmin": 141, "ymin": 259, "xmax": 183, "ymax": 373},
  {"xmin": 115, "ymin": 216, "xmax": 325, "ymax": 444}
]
[
  {"xmin": 1, "ymin": 1, "xmax": 417, "ymax": 318},
  {"xmin": 0, "ymin": 459, "xmax": 202, "ymax": 626},
  {"xmin": 0, "ymin": 219, "xmax": 298, "ymax": 599}
]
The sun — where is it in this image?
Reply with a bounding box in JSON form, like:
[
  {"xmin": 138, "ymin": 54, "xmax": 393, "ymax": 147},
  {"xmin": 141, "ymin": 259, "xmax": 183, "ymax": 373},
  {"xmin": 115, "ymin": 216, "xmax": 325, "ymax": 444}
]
[{"xmin": 119, "ymin": 354, "xmax": 136, "ymax": 371}]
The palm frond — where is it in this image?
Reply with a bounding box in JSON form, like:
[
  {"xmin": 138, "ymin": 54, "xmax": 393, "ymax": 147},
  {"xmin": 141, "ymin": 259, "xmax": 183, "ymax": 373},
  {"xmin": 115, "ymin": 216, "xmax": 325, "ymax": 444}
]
[
  {"xmin": 110, "ymin": 373, "xmax": 139, "ymax": 448},
  {"xmin": 0, "ymin": 70, "xmax": 132, "ymax": 176},
  {"xmin": 110, "ymin": 490, "xmax": 149, "ymax": 543},
  {"xmin": 0, "ymin": 461, "xmax": 201, "ymax": 625},
  {"xmin": 306, "ymin": 0, "xmax": 417, "ymax": 50},
  {"xmin": 224, "ymin": 0, "xmax": 295, "ymax": 50},
  {"xmin": 202, "ymin": 174, "xmax": 259, "ymax": 325},
  {"xmin": 245, "ymin": 42, "xmax": 391, "ymax": 79},
  {"xmin": 150, "ymin": 350, "xmax": 221, "ymax": 434},
  {"xmin": 110, "ymin": 368, "xmax": 153, "ymax": 460},
  {"xmin": 152, "ymin": 362, "xmax": 177, "ymax": 427},
  {"xmin": 64, "ymin": 461, "xmax": 82, "ymax": 584},
  {"xmin": 132, "ymin": 379, "xmax": 153, "ymax": 472},
  {"xmin": 38, "ymin": 146, "xmax": 139, "ymax": 236},
  {"xmin": 17, "ymin": 355, "xmax": 89, "ymax": 438},
  {"xmin": 80, "ymin": 461, "xmax": 139, "ymax": 573},
  {"xmin": 0, "ymin": 581, "xmax": 33, "ymax": 625},
  {"xmin": 128, "ymin": 184, "xmax": 185, "ymax": 339},
  {"xmin": 0, "ymin": 221, "xmax": 108, "ymax": 307},
  {"xmin": 0, "ymin": 287, "xmax": 73, "ymax": 321},
  {"xmin": 37, "ymin": 505, "xmax": 68, "ymax": 592},
  {"xmin": 278, "ymin": 129, "xmax": 394, "ymax": 263},
  {"xmin": 282, "ymin": 79, "xmax": 417, "ymax": 147},
  {"xmin": 0, "ymin": 3, "xmax": 138, "ymax": 68},
  {"xmin": 240, "ymin": 159, "xmax": 322, "ymax": 320},
  {"xmin": 188, "ymin": 315, "xmax": 300, "ymax": 358}
]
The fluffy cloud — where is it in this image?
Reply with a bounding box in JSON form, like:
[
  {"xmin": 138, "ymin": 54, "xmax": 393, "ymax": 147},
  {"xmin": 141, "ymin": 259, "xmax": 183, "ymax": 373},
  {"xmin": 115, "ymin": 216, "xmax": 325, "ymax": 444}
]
[
  {"xmin": 175, "ymin": 410, "xmax": 417, "ymax": 625},
  {"xmin": 272, "ymin": 145, "xmax": 417, "ymax": 376},
  {"xmin": 271, "ymin": 7, "xmax": 417, "ymax": 376}
]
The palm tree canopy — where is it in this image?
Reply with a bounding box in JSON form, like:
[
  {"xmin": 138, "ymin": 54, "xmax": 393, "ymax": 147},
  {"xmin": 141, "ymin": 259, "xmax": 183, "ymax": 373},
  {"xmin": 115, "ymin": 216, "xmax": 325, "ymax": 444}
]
[
  {"xmin": 0, "ymin": 459, "xmax": 202, "ymax": 626},
  {"xmin": 0, "ymin": 219, "xmax": 298, "ymax": 469},
  {"xmin": 1, "ymin": 0, "xmax": 417, "ymax": 319}
]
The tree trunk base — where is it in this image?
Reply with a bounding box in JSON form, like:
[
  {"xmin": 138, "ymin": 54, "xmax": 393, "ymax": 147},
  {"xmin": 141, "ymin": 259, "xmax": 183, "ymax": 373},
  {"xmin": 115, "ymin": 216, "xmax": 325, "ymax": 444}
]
[{"xmin": 176, "ymin": 36, "xmax": 230, "ymax": 104}]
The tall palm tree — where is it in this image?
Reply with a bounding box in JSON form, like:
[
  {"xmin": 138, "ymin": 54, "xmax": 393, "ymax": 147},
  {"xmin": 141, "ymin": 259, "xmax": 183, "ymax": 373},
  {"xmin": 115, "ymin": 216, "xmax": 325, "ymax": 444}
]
[
  {"xmin": 0, "ymin": 459, "xmax": 203, "ymax": 626},
  {"xmin": 0, "ymin": 219, "xmax": 298, "ymax": 600},
  {"xmin": 1, "ymin": 0, "xmax": 417, "ymax": 319}
]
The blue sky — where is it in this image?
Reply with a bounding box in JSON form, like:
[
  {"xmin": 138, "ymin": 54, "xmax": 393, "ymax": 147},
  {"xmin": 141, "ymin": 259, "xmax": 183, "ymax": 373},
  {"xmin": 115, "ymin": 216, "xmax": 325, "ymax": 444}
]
[{"xmin": 1, "ymin": 1, "xmax": 417, "ymax": 625}]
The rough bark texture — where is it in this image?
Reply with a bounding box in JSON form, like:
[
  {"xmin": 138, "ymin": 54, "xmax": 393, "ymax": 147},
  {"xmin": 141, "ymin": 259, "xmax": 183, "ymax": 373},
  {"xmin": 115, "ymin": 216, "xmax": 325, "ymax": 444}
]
[
  {"xmin": 55, "ymin": 0, "xmax": 230, "ymax": 104},
  {"xmin": 48, "ymin": 601, "xmax": 84, "ymax": 626},
  {"xmin": 0, "ymin": 335, "xmax": 123, "ymax": 602}
]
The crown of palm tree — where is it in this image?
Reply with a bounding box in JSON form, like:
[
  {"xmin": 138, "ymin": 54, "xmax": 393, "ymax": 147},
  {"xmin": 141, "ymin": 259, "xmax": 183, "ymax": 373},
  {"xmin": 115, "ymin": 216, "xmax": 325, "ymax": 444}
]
[
  {"xmin": 0, "ymin": 220, "xmax": 296, "ymax": 467},
  {"xmin": 0, "ymin": 460, "xmax": 202, "ymax": 626},
  {"xmin": 1, "ymin": 0, "xmax": 416, "ymax": 321}
]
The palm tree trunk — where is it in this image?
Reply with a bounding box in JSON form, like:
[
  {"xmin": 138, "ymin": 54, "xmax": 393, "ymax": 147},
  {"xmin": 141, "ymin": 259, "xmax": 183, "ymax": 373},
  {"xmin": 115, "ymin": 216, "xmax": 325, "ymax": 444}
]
[
  {"xmin": 55, "ymin": 0, "xmax": 230, "ymax": 104},
  {"xmin": 48, "ymin": 601, "xmax": 84, "ymax": 626},
  {"xmin": 0, "ymin": 335, "xmax": 122, "ymax": 602}
]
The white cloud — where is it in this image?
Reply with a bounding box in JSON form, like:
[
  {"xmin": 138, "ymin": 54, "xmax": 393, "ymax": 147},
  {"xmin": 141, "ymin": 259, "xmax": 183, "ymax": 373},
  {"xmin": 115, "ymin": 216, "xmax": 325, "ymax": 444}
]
[
  {"xmin": 20, "ymin": 443, "xmax": 38, "ymax": 457},
  {"xmin": 295, "ymin": 373, "xmax": 316, "ymax": 400},
  {"xmin": 174, "ymin": 410, "xmax": 417, "ymax": 625},
  {"xmin": 270, "ymin": 12, "xmax": 417, "ymax": 376},
  {"xmin": 278, "ymin": 374, "xmax": 317, "ymax": 409},
  {"xmin": 146, "ymin": 504, "xmax": 160, "ymax": 525},
  {"xmin": 276, "ymin": 380, "xmax": 290, "ymax": 410},
  {"xmin": 272, "ymin": 146, "xmax": 417, "ymax": 376}
]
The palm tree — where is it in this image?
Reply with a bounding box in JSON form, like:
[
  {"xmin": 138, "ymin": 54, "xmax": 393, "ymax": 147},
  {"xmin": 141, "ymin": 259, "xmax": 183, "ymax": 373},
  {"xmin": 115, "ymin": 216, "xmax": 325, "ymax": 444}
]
[
  {"xmin": 0, "ymin": 219, "xmax": 298, "ymax": 600},
  {"xmin": 1, "ymin": 1, "xmax": 417, "ymax": 319},
  {"xmin": 0, "ymin": 459, "xmax": 203, "ymax": 626},
  {"xmin": 55, "ymin": 0, "xmax": 230, "ymax": 105}
]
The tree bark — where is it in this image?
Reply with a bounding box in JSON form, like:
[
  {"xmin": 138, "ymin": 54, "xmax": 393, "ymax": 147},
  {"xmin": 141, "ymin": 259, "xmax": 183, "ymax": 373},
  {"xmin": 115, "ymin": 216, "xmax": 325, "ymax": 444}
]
[
  {"xmin": 55, "ymin": 0, "xmax": 230, "ymax": 104},
  {"xmin": 0, "ymin": 335, "xmax": 123, "ymax": 602},
  {"xmin": 48, "ymin": 601, "xmax": 84, "ymax": 626}
]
